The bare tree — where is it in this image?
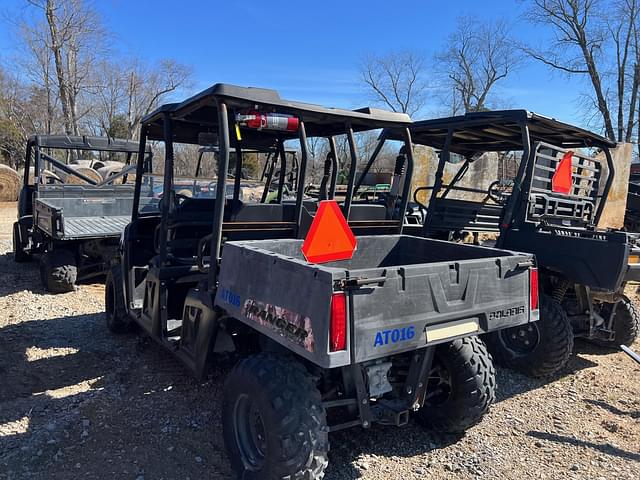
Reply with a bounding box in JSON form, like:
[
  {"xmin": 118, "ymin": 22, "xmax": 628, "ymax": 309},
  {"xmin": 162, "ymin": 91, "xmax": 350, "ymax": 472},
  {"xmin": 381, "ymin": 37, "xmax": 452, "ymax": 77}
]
[
  {"xmin": 22, "ymin": 0, "xmax": 107, "ymax": 136},
  {"xmin": 88, "ymin": 58, "xmax": 192, "ymax": 139},
  {"xmin": 523, "ymin": 0, "xmax": 640, "ymax": 142},
  {"xmin": 122, "ymin": 59, "xmax": 192, "ymax": 139},
  {"xmin": 360, "ymin": 50, "xmax": 429, "ymax": 116},
  {"xmin": 436, "ymin": 17, "xmax": 521, "ymax": 114}
]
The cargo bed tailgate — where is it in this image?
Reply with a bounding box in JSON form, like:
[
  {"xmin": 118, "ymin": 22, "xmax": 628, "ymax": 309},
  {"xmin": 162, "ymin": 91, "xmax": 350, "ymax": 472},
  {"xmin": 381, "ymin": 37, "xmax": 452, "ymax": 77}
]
[{"xmin": 347, "ymin": 255, "xmax": 534, "ymax": 363}]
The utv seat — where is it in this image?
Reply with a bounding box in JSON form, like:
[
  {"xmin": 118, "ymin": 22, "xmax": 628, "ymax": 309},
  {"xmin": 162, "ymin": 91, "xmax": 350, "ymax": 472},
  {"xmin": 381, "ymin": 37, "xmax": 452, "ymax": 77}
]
[
  {"xmin": 348, "ymin": 204, "xmax": 387, "ymax": 221},
  {"xmin": 163, "ymin": 200, "xmax": 301, "ymax": 261},
  {"xmin": 427, "ymin": 197, "xmax": 503, "ymax": 233}
]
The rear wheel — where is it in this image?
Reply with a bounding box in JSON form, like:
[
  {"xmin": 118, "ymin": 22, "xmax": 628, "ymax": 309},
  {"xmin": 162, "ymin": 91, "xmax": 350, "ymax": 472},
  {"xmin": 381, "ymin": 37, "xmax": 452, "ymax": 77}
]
[
  {"xmin": 105, "ymin": 265, "xmax": 133, "ymax": 334},
  {"xmin": 12, "ymin": 222, "xmax": 30, "ymax": 263},
  {"xmin": 593, "ymin": 296, "xmax": 640, "ymax": 347},
  {"xmin": 222, "ymin": 354, "xmax": 329, "ymax": 480},
  {"xmin": 39, "ymin": 249, "xmax": 77, "ymax": 293},
  {"xmin": 485, "ymin": 295, "xmax": 574, "ymax": 378},
  {"xmin": 416, "ymin": 336, "xmax": 496, "ymax": 433}
]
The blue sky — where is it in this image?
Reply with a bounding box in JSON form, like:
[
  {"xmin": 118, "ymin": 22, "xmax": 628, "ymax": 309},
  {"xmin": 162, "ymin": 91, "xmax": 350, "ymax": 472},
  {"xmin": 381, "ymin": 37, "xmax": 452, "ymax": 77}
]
[{"xmin": 1, "ymin": 0, "xmax": 594, "ymax": 128}]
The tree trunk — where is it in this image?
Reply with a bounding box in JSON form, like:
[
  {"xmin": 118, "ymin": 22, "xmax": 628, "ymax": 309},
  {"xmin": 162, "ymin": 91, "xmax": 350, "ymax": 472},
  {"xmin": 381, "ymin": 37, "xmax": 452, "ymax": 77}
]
[
  {"xmin": 45, "ymin": 0, "xmax": 74, "ymax": 136},
  {"xmin": 626, "ymin": 63, "xmax": 639, "ymax": 143}
]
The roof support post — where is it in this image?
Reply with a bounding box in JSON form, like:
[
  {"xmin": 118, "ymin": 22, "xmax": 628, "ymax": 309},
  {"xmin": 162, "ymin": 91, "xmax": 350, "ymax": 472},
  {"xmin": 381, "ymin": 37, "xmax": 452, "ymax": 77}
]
[
  {"xmin": 159, "ymin": 113, "xmax": 174, "ymax": 264},
  {"xmin": 353, "ymin": 132, "xmax": 385, "ymax": 197},
  {"xmin": 233, "ymin": 144, "xmax": 243, "ymax": 204},
  {"xmin": 343, "ymin": 124, "xmax": 359, "ymax": 220},
  {"xmin": 209, "ymin": 99, "xmax": 230, "ymax": 289},
  {"xmin": 328, "ymin": 136, "xmax": 339, "ymax": 199},
  {"xmin": 276, "ymin": 138, "xmax": 287, "ymax": 203},
  {"xmin": 131, "ymin": 124, "xmax": 148, "ymax": 221},
  {"xmin": 398, "ymin": 128, "xmax": 414, "ymax": 233},
  {"xmin": 422, "ymin": 127, "xmax": 453, "ymax": 236},
  {"xmin": 295, "ymin": 120, "xmax": 309, "ymax": 237},
  {"xmin": 496, "ymin": 121, "xmax": 530, "ymax": 248}
]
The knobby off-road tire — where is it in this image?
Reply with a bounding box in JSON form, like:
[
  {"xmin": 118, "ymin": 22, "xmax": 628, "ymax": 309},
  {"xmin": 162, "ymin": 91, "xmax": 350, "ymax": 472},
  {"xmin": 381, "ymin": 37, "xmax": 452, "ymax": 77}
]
[
  {"xmin": 595, "ymin": 296, "xmax": 640, "ymax": 347},
  {"xmin": 222, "ymin": 354, "xmax": 329, "ymax": 480},
  {"xmin": 485, "ymin": 295, "xmax": 574, "ymax": 378},
  {"xmin": 105, "ymin": 265, "xmax": 133, "ymax": 334},
  {"xmin": 416, "ymin": 336, "xmax": 496, "ymax": 434},
  {"xmin": 12, "ymin": 222, "xmax": 30, "ymax": 263},
  {"xmin": 39, "ymin": 249, "xmax": 77, "ymax": 293}
]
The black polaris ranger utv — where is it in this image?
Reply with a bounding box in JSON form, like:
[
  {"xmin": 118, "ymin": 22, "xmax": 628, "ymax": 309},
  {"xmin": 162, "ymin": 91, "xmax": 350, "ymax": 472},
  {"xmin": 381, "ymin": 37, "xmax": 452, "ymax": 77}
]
[
  {"xmin": 12, "ymin": 135, "xmax": 151, "ymax": 292},
  {"xmin": 106, "ymin": 85, "xmax": 539, "ymax": 479},
  {"xmin": 387, "ymin": 110, "xmax": 640, "ymax": 377}
]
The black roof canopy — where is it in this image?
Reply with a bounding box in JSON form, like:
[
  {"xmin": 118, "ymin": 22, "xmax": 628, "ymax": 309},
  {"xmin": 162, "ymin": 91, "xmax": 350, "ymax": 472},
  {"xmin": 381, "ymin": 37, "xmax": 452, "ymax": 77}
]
[
  {"xmin": 388, "ymin": 110, "xmax": 615, "ymax": 156},
  {"xmin": 29, "ymin": 135, "xmax": 147, "ymax": 153},
  {"xmin": 142, "ymin": 83, "xmax": 411, "ymax": 146}
]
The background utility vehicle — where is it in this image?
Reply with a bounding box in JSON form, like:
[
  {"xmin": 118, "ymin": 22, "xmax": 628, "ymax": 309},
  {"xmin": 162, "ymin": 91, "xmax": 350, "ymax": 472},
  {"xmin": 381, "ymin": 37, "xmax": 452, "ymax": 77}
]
[
  {"xmin": 106, "ymin": 84, "xmax": 538, "ymax": 479},
  {"xmin": 384, "ymin": 110, "xmax": 640, "ymax": 377},
  {"xmin": 13, "ymin": 135, "xmax": 151, "ymax": 293},
  {"xmin": 625, "ymin": 171, "xmax": 640, "ymax": 231}
]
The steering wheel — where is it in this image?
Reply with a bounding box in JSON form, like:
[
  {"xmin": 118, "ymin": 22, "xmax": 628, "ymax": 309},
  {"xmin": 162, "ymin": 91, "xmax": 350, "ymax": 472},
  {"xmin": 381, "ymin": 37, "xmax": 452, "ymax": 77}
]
[
  {"xmin": 487, "ymin": 180, "xmax": 513, "ymax": 205},
  {"xmin": 174, "ymin": 192, "xmax": 192, "ymax": 206}
]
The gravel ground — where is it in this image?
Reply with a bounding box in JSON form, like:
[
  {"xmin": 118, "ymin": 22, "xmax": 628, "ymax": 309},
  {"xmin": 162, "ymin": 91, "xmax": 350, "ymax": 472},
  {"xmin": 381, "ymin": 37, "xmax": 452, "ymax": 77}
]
[{"xmin": 0, "ymin": 201, "xmax": 639, "ymax": 480}]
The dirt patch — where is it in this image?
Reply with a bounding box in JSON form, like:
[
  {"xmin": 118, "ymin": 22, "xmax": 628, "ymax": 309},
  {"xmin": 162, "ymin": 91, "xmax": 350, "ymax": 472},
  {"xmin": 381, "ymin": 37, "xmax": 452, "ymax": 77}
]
[{"xmin": 0, "ymin": 202, "xmax": 639, "ymax": 480}]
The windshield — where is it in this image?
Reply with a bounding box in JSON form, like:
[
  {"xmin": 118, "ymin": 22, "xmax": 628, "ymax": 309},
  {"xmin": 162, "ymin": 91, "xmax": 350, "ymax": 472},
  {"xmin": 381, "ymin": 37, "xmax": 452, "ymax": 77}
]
[{"xmin": 136, "ymin": 147, "xmax": 276, "ymax": 214}]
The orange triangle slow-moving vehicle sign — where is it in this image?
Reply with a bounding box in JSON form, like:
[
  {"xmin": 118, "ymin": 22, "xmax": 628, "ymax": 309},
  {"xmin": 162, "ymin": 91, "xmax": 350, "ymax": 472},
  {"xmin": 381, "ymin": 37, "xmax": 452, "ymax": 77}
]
[
  {"xmin": 302, "ymin": 200, "xmax": 357, "ymax": 263},
  {"xmin": 552, "ymin": 150, "xmax": 574, "ymax": 195}
]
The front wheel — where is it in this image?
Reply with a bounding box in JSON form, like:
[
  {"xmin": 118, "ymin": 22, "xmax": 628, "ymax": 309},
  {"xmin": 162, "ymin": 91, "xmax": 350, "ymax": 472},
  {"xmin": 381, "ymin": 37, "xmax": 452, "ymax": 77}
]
[
  {"xmin": 222, "ymin": 354, "xmax": 329, "ymax": 480},
  {"xmin": 485, "ymin": 295, "xmax": 574, "ymax": 378},
  {"xmin": 416, "ymin": 336, "xmax": 496, "ymax": 433}
]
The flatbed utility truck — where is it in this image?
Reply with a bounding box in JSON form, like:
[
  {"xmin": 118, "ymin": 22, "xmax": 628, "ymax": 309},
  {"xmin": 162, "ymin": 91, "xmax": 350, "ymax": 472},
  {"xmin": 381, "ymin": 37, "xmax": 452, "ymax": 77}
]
[{"xmin": 106, "ymin": 85, "xmax": 538, "ymax": 479}]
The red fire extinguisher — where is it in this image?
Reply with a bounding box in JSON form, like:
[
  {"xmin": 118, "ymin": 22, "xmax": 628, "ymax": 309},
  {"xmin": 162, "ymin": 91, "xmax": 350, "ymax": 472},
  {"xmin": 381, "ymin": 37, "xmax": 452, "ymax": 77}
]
[{"xmin": 236, "ymin": 111, "xmax": 299, "ymax": 132}]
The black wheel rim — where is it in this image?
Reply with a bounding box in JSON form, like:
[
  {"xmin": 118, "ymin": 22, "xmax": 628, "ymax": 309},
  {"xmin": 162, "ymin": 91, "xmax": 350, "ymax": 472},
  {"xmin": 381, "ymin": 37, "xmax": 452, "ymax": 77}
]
[
  {"xmin": 424, "ymin": 361, "xmax": 452, "ymax": 406},
  {"xmin": 498, "ymin": 323, "xmax": 540, "ymax": 355},
  {"xmin": 233, "ymin": 394, "xmax": 267, "ymax": 471}
]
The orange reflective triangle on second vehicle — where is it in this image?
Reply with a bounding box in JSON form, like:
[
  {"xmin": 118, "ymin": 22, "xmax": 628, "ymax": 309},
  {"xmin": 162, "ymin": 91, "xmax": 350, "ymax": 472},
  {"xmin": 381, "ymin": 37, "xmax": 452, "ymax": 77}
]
[
  {"xmin": 552, "ymin": 150, "xmax": 574, "ymax": 195},
  {"xmin": 301, "ymin": 200, "xmax": 357, "ymax": 263}
]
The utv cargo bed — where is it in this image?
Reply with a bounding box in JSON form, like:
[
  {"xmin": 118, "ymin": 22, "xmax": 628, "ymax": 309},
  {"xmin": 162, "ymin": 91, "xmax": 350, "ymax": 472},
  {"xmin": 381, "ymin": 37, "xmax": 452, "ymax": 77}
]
[
  {"xmin": 34, "ymin": 194, "xmax": 134, "ymax": 240},
  {"xmin": 215, "ymin": 235, "xmax": 537, "ymax": 368}
]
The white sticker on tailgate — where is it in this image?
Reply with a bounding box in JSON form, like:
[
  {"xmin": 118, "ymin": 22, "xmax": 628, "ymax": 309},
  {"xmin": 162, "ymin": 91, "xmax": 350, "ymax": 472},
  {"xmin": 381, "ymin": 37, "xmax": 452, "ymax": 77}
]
[{"xmin": 426, "ymin": 319, "xmax": 479, "ymax": 343}]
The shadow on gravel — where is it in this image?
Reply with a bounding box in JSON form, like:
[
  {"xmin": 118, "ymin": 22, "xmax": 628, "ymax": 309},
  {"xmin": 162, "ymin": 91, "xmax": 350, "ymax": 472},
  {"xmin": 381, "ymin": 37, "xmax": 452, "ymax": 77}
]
[
  {"xmin": 583, "ymin": 399, "xmax": 640, "ymax": 419},
  {"xmin": 527, "ymin": 431, "xmax": 640, "ymax": 462},
  {"xmin": 493, "ymin": 352, "xmax": 599, "ymax": 404},
  {"xmin": 572, "ymin": 338, "xmax": 623, "ymax": 356},
  {"xmin": 0, "ymin": 313, "xmax": 118, "ymax": 405},
  {"xmin": 0, "ymin": 251, "xmax": 44, "ymax": 296},
  {"xmin": 0, "ymin": 311, "xmax": 234, "ymax": 479},
  {"xmin": 325, "ymin": 425, "xmax": 462, "ymax": 480}
]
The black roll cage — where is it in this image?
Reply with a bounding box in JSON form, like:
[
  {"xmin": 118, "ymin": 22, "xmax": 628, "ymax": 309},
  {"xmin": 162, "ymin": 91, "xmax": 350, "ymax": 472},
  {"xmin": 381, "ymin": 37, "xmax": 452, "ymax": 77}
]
[
  {"xmin": 132, "ymin": 83, "xmax": 413, "ymax": 289},
  {"xmin": 386, "ymin": 110, "xmax": 617, "ymax": 240},
  {"xmin": 24, "ymin": 135, "xmax": 152, "ymax": 186}
]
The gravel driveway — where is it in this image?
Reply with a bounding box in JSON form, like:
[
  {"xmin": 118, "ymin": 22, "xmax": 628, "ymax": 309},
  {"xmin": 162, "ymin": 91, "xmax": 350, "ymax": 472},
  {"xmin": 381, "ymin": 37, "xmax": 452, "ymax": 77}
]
[{"xmin": 0, "ymin": 201, "xmax": 638, "ymax": 479}]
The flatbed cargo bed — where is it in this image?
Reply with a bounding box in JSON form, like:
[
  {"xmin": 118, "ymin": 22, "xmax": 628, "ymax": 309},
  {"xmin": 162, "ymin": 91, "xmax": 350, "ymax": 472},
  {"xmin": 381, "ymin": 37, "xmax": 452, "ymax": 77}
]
[{"xmin": 34, "ymin": 193, "xmax": 134, "ymax": 240}]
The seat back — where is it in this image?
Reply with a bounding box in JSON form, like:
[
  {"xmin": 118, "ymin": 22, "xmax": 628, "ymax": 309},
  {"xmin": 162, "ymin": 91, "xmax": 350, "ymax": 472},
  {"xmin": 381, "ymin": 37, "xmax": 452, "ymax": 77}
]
[{"xmin": 427, "ymin": 197, "xmax": 503, "ymax": 233}]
